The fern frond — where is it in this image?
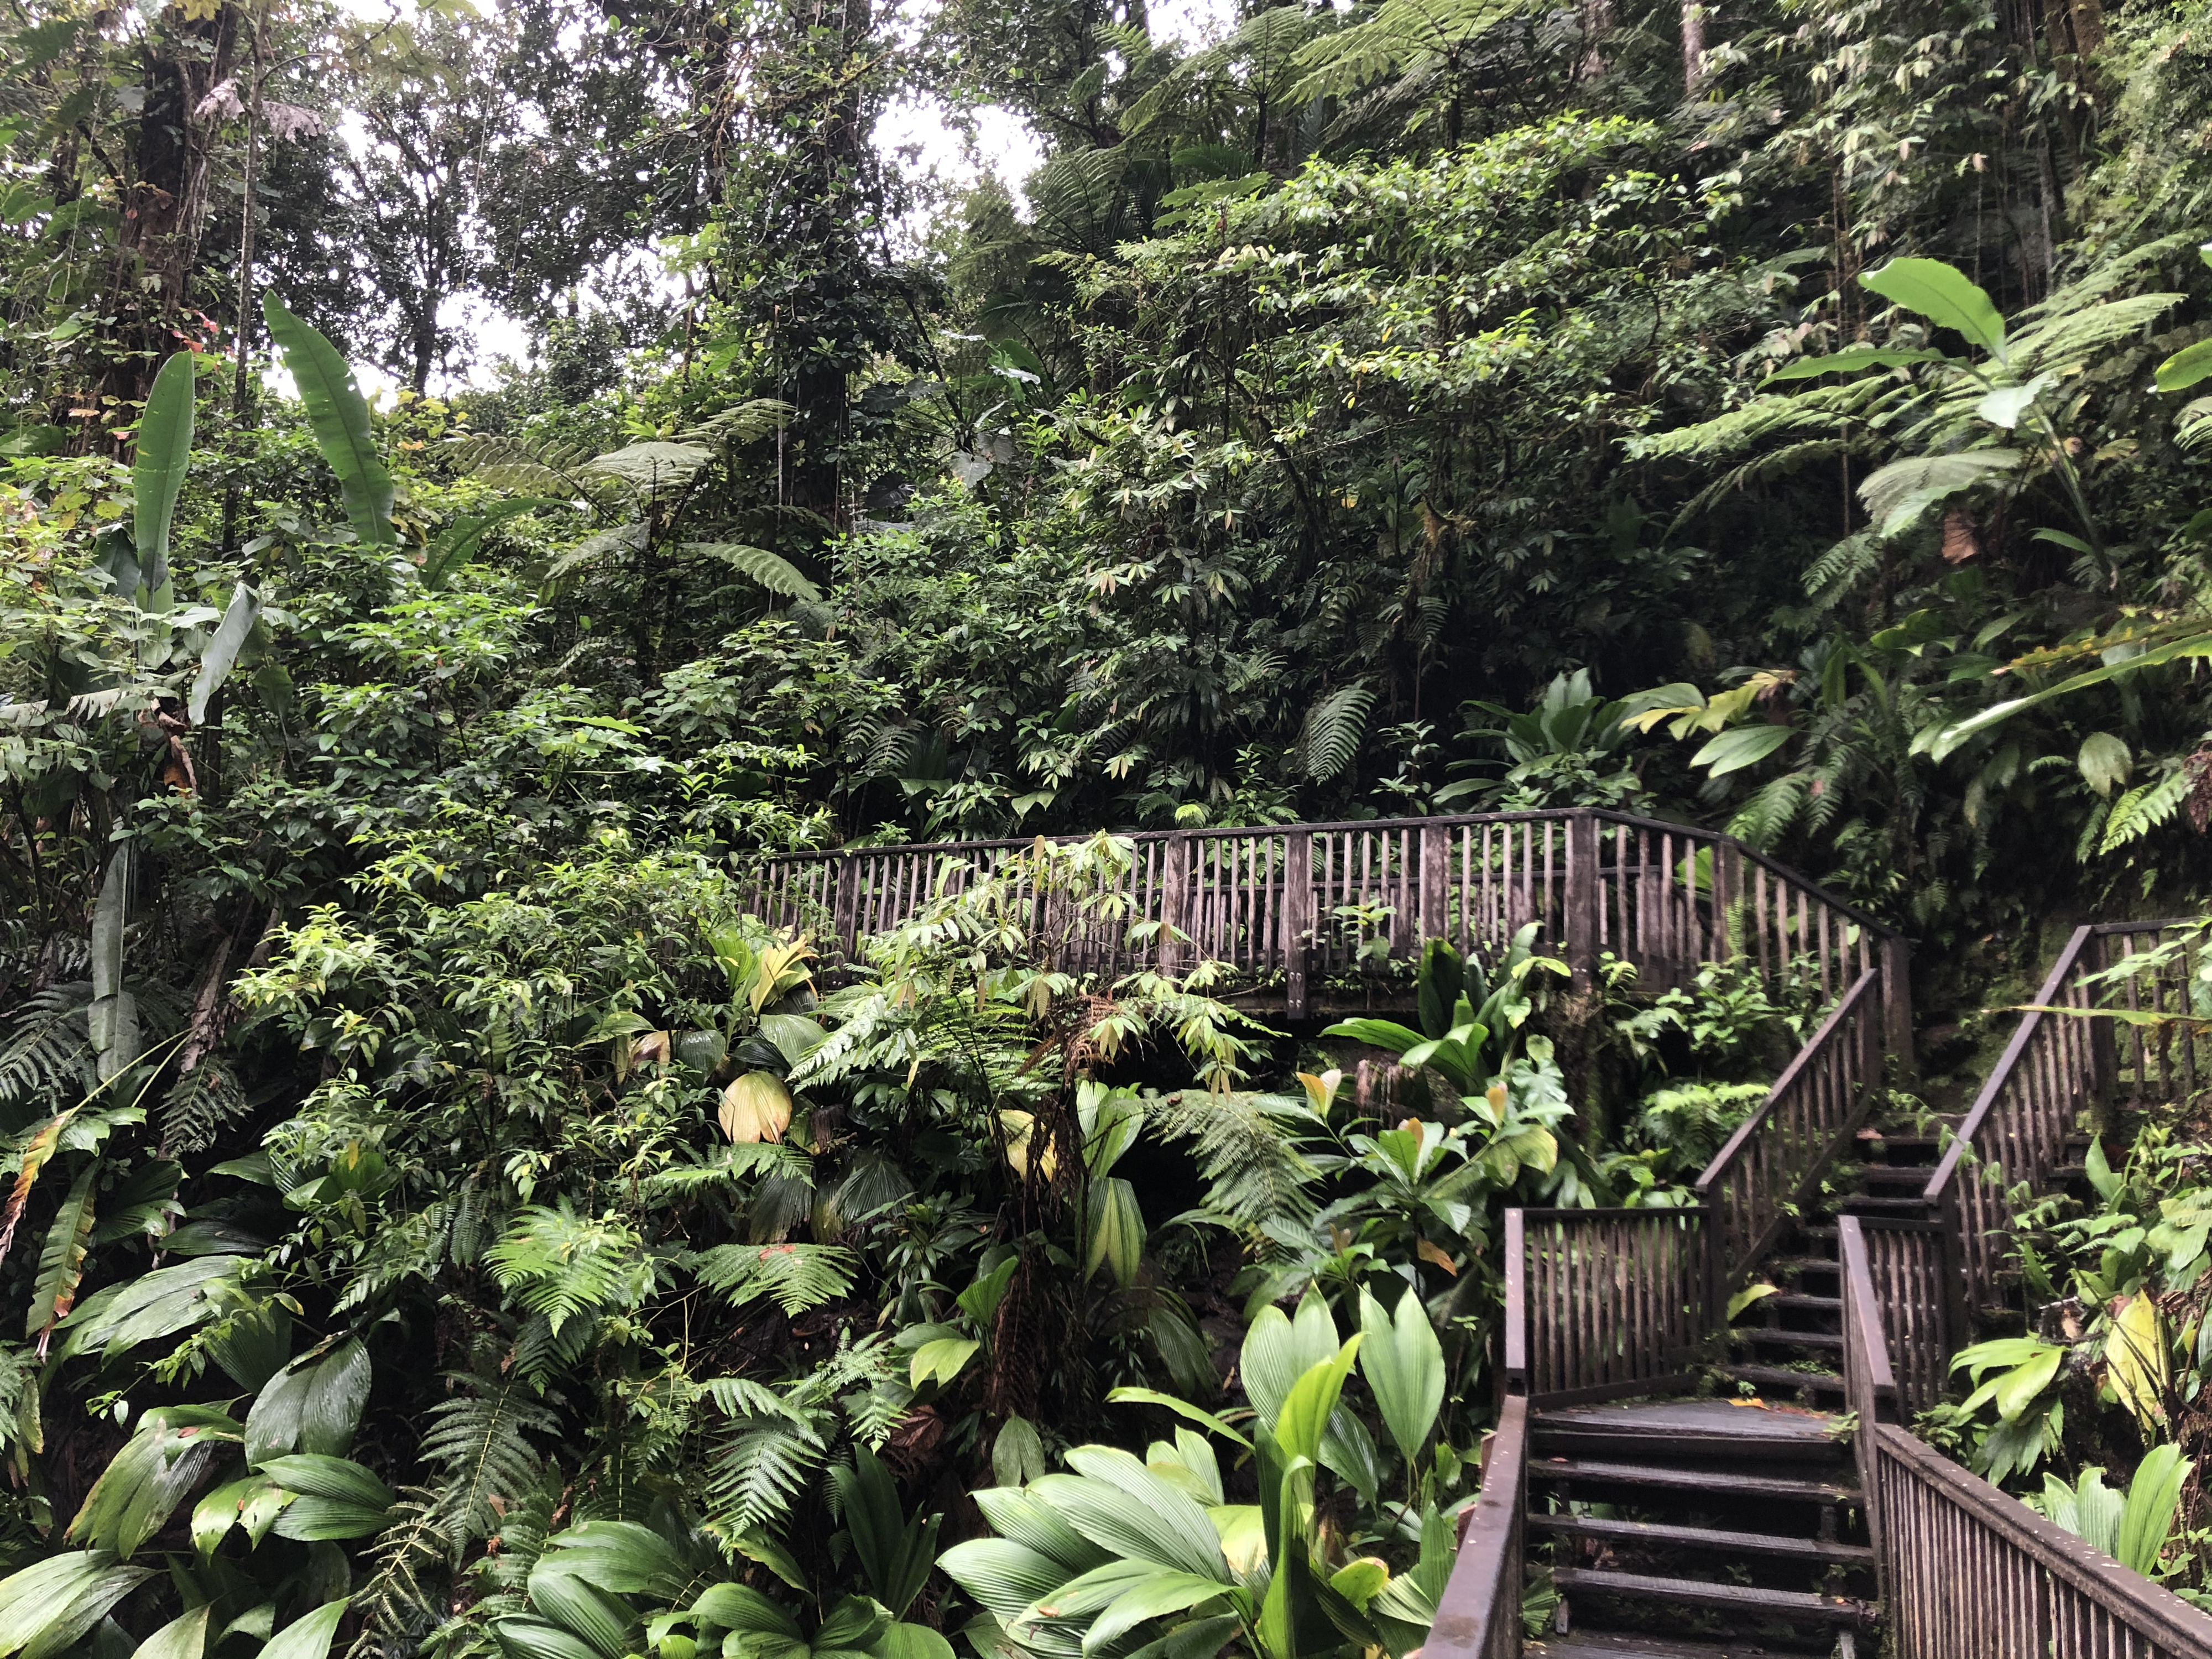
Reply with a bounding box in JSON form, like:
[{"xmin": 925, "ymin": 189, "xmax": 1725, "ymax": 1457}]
[
  {"xmin": 486, "ymin": 1202, "xmax": 650, "ymax": 1337},
  {"xmin": 680, "ymin": 544, "xmax": 822, "ymax": 602},
  {"xmin": 1296, "ymin": 683, "xmax": 1374, "ymax": 781},
  {"xmin": 1726, "ymin": 771, "xmax": 1811, "ymax": 849},
  {"xmin": 1668, "ymin": 439, "xmax": 1850, "ymax": 533},
  {"xmin": 2098, "ymin": 768, "xmax": 2193, "ymax": 854},
  {"xmin": 349, "ymin": 1486, "xmax": 452, "ymax": 1657},
  {"xmin": 1801, "ymin": 530, "xmax": 1882, "ymax": 608},
  {"xmin": 689, "ymin": 1243, "xmax": 858, "ymax": 1316},
  {"xmin": 420, "ymin": 1376, "xmax": 559, "ymax": 1544},
  {"xmin": 447, "ymin": 435, "xmax": 593, "ymax": 498},
  {"xmin": 1149, "ymin": 1093, "xmax": 1319, "ymax": 1228},
  {"xmin": 680, "ymin": 399, "xmax": 794, "ymax": 448},
  {"xmin": 706, "ymin": 1422, "xmax": 826, "ymax": 1536},
  {"xmin": 0, "ymin": 985, "xmax": 91, "ymax": 1110},
  {"xmin": 159, "ymin": 1059, "xmax": 248, "ymax": 1155}
]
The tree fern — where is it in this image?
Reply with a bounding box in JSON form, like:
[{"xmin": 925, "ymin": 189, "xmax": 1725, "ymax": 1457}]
[
  {"xmin": 688, "ymin": 1243, "xmax": 858, "ymax": 1316},
  {"xmin": 419, "ymin": 1377, "xmax": 558, "ymax": 1545},
  {"xmin": 2098, "ymin": 768, "xmax": 2193, "ymax": 855},
  {"xmin": 0, "ymin": 986, "xmax": 91, "ymax": 1110}
]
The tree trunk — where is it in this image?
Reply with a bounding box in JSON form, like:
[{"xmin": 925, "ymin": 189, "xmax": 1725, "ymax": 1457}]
[{"xmin": 1682, "ymin": 1, "xmax": 1705, "ymax": 94}]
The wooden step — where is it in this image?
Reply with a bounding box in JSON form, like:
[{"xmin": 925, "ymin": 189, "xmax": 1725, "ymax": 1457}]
[
  {"xmin": 1530, "ymin": 1637, "xmax": 1805, "ymax": 1659},
  {"xmin": 1553, "ymin": 1566, "xmax": 1879, "ymax": 1627},
  {"xmin": 1528, "ymin": 1459, "xmax": 1856, "ymax": 1505},
  {"xmin": 1767, "ymin": 1256, "xmax": 1840, "ymax": 1278},
  {"xmin": 1532, "ymin": 1400, "xmax": 1848, "ymax": 1462},
  {"xmin": 1836, "ymin": 1195, "xmax": 1935, "ymax": 1213},
  {"xmin": 1762, "ymin": 1293, "xmax": 1841, "ymax": 1314},
  {"xmin": 1529, "ymin": 1512, "xmax": 1875, "ymax": 1566},
  {"xmin": 1721, "ymin": 1363, "xmax": 1847, "ymax": 1396},
  {"xmin": 1856, "ymin": 1165, "xmax": 1933, "ymax": 1188},
  {"xmin": 1731, "ymin": 1328, "xmax": 1845, "ymax": 1351}
]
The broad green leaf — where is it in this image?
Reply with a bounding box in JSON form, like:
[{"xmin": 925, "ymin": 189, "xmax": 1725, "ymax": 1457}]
[
  {"xmin": 2116, "ymin": 1444, "xmax": 2192, "ymax": 1575},
  {"xmin": 1085, "ymin": 1176, "xmax": 1145, "ymax": 1287},
  {"xmin": 1314, "ymin": 1018, "xmax": 1423, "ymax": 1055},
  {"xmin": 1860, "ymin": 258, "xmax": 2007, "ymax": 359},
  {"xmin": 1327, "ymin": 1559, "xmax": 1388, "ymax": 1611},
  {"xmin": 191, "ymin": 1474, "xmax": 291, "ymax": 1557},
  {"xmin": 2106, "ymin": 1294, "xmax": 2171, "ymax": 1432},
  {"xmin": 527, "ymin": 1569, "xmax": 639, "ymax": 1659},
  {"xmin": 993, "ymin": 1416, "xmax": 1048, "ymax": 1486},
  {"xmin": 688, "ymin": 1586, "xmax": 802, "ymax": 1639},
  {"xmin": 1727, "ymin": 1282, "xmax": 1782, "ymax": 1321},
  {"xmin": 910, "ymin": 1337, "xmax": 979, "ymax": 1389},
  {"xmin": 2077, "ymin": 733, "xmax": 2131, "ymax": 799},
  {"xmin": 491, "ymin": 1619, "xmax": 603, "ymax": 1659},
  {"xmin": 1083, "ymin": 1572, "xmax": 1237, "ymax": 1651},
  {"xmin": 263, "ymin": 294, "xmax": 393, "ymax": 547},
  {"xmin": 1976, "ymin": 374, "xmax": 2056, "ymax": 430},
  {"xmin": 131, "ymin": 1605, "xmax": 208, "ymax": 1659},
  {"xmin": 88, "ymin": 846, "xmax": 135, "ymax": 1083},
  {"xmin": 259, "ymin": 1601, "xmax": 350, "ymax": 1659},
  {"xmin": 869, "ymin": 1626, "xmax": 956, "ymax": 1659},
  {"xmin": 133, "ymin": 350, "xmax": 195, "ymax": 587},
  {"xmin": 187, "ymin": 584, "xmax": 263, "ymax": 726},
  {"xmin": 936, "ymin": 1540, "xmax": 1075, "ymax": 1622},
  {"xmin": 259, "ymin": 1453, "xmax": 394, "ymax": 1509},
  {"xmin": 2155, "ymin": 336, "xmax": 2212, "ymax": 394},
  {"xmin": 1273, "ymin": 1339, "xmax": 1362, "ymax": 1469},
  {"xmin": 1689, "ymin": 723, "xmax": 1792, "ymax": 778},
  {"xmin": 1357, "ymin": 1291, "xmax": 1442, "ymax": 1460},
  {"xmin": 1044, "ymin": 1448, "xmax": 1230, "ymax": 1578},
  {"xmin": 0, "ymin": 1552, "xmax": 156, "ymax": 1659},
  {"xmin": 1921, "ymin": 632, "xmax": 2212, "ymax": 759}
]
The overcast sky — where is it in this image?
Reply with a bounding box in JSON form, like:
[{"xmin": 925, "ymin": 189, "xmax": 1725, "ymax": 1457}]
[{"xmin": 388, "ymin": 0, "xmax": 1238, "ymax": 395}]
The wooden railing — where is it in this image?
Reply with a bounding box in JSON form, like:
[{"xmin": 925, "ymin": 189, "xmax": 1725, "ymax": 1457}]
[
  {"xmin": 1432, "ymin": 1395, "xmax": 1526, "ymax": 1659},
  {"xmin": 1694, "ymin": 968, "xmax": 1886, "ymax": 1284},
  {"xmin": 1927, "ymin": 919, "xmax": 2209, "ymax": 1312},
  {"xmin": 1506, "ymin": 1207, "xmax": 1711, "ymax": 1406},
  {"xmin": 1853, "ymin": 1215, "xmax": 1952, "ymax": 1416},
  {"xmin": 747, "ymin": 810, "xmax": 1910, "ymax": 1038},
  {"xmin": 1840, "ymin": 1220, "xmax": 2212, "ymax": 1658}
]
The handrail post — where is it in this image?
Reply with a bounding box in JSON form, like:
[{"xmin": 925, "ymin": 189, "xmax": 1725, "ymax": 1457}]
[
  {"xmin": 1503, "ymin": 1207, "xmax": 1527, "ymax": 1400},
  {"xmin": 1419, "ymin": 821, "xmax": 1447, "ymax": 947},
  {"xmin": 1884, "ymin": 931, "xmax": 1916, "ymax": 1081},
  {"xmin": 1285, "ymin": 830, "xmax": 1313, "ymax": 1021},
  {"xmin": 1159, "ymin": 832, "xmax": 1191, "ymax": 975},
  {"xmin": 1565, "ymin": 811, "xmax": 1598, "ymax": 993},
  {"xmin": 1712, "ymin": 837, "xmax": 1741, "ymax": 967}
]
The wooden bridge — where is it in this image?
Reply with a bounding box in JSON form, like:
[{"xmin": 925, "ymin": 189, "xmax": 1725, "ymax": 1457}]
[{"xmin": 753, "ymin": 810, "xmax": 2212, "ymax": 1656}]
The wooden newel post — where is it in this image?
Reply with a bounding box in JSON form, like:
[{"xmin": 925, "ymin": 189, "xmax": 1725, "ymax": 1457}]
[
  {"xmin": 1712, "ymin": 839, "xmax": 1742, "ymax": 966},
  {"xmin": 1285, "ymin": 830, "xmax": 1313, "ymax": 1021},
  {"xmin": 1882, "ymin": 931, "xmax": 1916, "ymax": 1080},
  {"xmin": 1565, "ymin": 811, "xmax": 1599, "ymax": 993},
  {"xmin": 1160, "ymin": 832, "xmax": 1192, "ymax": 975},
  {"xmin": 1418, "ymin": 822, "xmax": 1447, "ymax": 948}
]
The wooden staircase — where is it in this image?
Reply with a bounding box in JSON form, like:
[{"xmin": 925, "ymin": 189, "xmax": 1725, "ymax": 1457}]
[
  {"xmin": 1524, "ymin": 1399, "xmax": 1876, "ymax": 1658},
  {"xmin": 1441, "ymin": 920, "xmax": 2212, "ymax": 1659}
]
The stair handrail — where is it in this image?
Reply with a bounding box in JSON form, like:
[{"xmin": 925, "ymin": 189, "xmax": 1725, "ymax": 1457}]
[
  {"xmin": 1923, "ymin": 919, "xmax": 2205, "ymax": 1312},
  {"xmin": 1506, "ymin": 1206, "xmax": 1713, "ymax": 1406},
  {"xmin": 1838, "ymin": 1215, "xmax": 1896, "ymax": 1560},
  {"xmin": 1694, "ymin": 967, "xmax": 1886, "ymax": 1284},
  {"xmin": 1428, "ymin": 1395, "xmax": 1527, "ymax": 1659}
]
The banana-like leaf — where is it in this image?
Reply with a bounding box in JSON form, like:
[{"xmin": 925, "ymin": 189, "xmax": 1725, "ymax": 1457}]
[
  {"xmin": 187, "ymin": 582, "xmax": 260, "ymax": 726},
  {"xmin": 1860, "ymin": 258, "xmax": 2008, "ymax": 359},
  {"xmin": 28, "ymin": 1160, "xmax": 99, "ymax": 1340},
  {"xmin": 1357, "ymin": 1290, "xmax": 1443, "ymax": 1460},
  {"xmin": 910, "ymin": 1337, "xmax": 979, "ymax": 1389},
  {"xmin": 133, "ymin": 351, "xmax": 195, "ymax": 593},
  {"xmin": 262, "ymin": 294, "xmax": 393, "ymax": 547},
  {"xmin": 88, "ymin": 846, "xmax": 135, "ymax": 1083},
  {"xmin": 423, "ymin": 498, "xmax": 565, "ymax": 589}
]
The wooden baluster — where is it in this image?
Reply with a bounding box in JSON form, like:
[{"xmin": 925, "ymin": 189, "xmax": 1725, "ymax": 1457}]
[{"xmin": 1286, "ymin": 831, "xmax": 1313, "ymax": 1020}]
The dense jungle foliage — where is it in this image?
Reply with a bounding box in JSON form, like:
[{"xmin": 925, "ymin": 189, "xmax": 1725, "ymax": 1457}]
[{"xmin": 5, "ymin": 0, "xmax": 2212, "ymax": 1647}]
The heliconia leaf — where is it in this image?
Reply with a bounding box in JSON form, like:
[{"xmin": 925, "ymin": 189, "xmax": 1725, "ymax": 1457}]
[
  {"xmin": 258, "ymin": 1600, "xmax": 350, "ymax": 1659},
  {"xmin": 719, "ymin": 1072, "xmax": 792, "ymax": 1144},
  {"xmin": 133, "ymin": 351, "xmax": 196, "ymax": 593},
  {"xmin": 262, "ymin": 294, "xmax": 393, "ymax": 547},
  {"xmin": 0, "ymin": 1110, "xmax": 76, "ymax": 1268},
  {"xmin": 28, "ymin": 1160, "xmax": 100, "ymax": 1343},
  {"xmin": 88, "ymin": 845, "xmax": 135, "ymax": 1083},
  {"xmin": 1859, "ymin": 258, "xmax": 2007, "ymax": 360},
  {"xmin": 187, "ymin": 583, "xmax": 261, "ymax": 727}
]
